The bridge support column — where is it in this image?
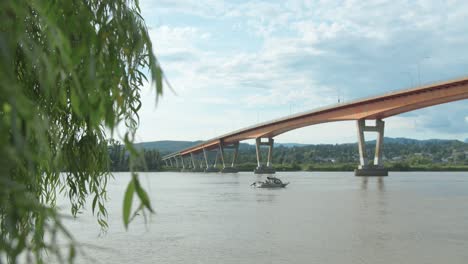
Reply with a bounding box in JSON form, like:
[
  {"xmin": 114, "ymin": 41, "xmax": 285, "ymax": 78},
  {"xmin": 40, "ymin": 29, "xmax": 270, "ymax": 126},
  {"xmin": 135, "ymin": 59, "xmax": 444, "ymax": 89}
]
[
  {"xmin": 355, "ymin": 119, "xmax": 388, "ymax": 176},
  {"xmin": 219, "ymin": 141, "xmax": 240, "ymax": 173},
  {"xmin": 203, "ymin": 148, "xmax": 209, "ymax": 168},
  {"xmin": 199, "ymin": 156, "xmax": 204, "ymax": 169},
  {"xmin": 174, "ymin": 157, "xmax": 179, "ymax": 169},
  {"xmin": 213, "ymin": 150, "xmax": 218, "ymax": 167},
  {"xmin": 185, "ymin": 155, "xmax": 192, "ymax": 171},
  {"xmin": 180, "ymin": 155, "xmax": 187, "ymax": 171},
  {"xmin": 184, "ymin": 155, "xmax": 193, "ymax": 171},
  {"xmin": 232, "ymin": 142, "xmax": 239, "ymax": 168},
  {"xmin": 191, "ymin": 153, "xmax": 196, "ymax": 168},
  {"xmin": 254, "ymin": 137, "xmax": 276, "ymax": 174},
  {"xmin": 203, "ymin": 148, "xmax": 220, "ymax": 173},
  {"xmin": 190, "ymin": 153, "xmax": 203, "ymax": 172}
]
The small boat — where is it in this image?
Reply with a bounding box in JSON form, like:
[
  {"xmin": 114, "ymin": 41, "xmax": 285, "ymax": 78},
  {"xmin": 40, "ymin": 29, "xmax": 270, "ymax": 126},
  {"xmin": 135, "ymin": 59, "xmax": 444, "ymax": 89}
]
[{"xmin": 251, "ymin": 177, "xmax": 289, "ymax": 188}]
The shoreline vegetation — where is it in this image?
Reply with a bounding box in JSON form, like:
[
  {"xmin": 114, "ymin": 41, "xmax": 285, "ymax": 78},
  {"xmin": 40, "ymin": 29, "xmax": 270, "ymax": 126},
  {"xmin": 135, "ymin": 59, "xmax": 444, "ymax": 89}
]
[
  {"xmin": 109, "ymin": 156, "xmax": 468, "ymax": 172},
  {"xmin": 109, "ymin": 138, "xmax": 468, "ymax": 172},
  {"xmin": 144, "ymin": 163, "xmax": 468, "ymax": 172}
]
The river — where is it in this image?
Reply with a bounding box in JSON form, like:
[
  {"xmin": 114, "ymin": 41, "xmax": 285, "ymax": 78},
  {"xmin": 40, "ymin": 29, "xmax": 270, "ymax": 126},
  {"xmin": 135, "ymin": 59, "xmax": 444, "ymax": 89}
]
[{"xmin": 61, "ymin": 171, "xmax": 468, "ymax": 264}]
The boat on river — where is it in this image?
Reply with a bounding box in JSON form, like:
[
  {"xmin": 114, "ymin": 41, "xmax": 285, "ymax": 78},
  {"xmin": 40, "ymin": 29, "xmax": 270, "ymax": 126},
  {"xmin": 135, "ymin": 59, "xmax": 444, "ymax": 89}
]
[{"xmin": 251, "ymin": 177, "xmax": 289, "ymax": 188}]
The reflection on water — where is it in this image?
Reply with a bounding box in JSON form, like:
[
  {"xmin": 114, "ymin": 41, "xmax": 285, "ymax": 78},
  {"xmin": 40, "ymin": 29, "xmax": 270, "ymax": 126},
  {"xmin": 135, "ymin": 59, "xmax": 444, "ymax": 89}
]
[
  {"xmin": 255, "ymin": 191, "xmax": 279, "ymax": 203},
  {"xmin": 360, "ymin": 176, "xmax": 385, "ymax": 191},
  {"xmin": 61, "ymin": 171, "xmax": 468, "ymax": 264}
]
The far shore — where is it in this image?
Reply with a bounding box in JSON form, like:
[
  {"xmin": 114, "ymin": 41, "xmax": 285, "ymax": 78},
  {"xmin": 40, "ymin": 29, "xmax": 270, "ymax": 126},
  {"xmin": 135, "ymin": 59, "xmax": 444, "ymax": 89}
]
[{"xmin": 112, "ymin": 163, "xmax": 468, "ymax": 173}]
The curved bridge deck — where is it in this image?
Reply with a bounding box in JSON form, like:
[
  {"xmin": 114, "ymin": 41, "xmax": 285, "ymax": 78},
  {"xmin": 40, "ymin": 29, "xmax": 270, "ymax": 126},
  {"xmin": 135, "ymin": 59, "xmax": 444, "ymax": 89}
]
[{"xmin": 165, "ymin": 77, "xmax": 468, "ymax": 157}]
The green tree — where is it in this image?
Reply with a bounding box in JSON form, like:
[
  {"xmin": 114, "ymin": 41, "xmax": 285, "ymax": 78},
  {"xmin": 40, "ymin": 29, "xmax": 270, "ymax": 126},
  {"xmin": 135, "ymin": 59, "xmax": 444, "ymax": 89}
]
[
  {"xmin": 1, "ymin": 1, "xmax": 164, "ymax": 262},
  {"xmin": 108, "ymin": 140, "xmax": 129, "ymax": 171}
]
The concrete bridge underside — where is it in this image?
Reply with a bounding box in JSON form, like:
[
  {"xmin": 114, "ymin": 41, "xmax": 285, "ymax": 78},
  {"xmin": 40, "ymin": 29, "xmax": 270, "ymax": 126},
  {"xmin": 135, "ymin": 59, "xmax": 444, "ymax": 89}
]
[{"xmin": 163, "ymin": 77, "xmax": 468, "ymax": 176}]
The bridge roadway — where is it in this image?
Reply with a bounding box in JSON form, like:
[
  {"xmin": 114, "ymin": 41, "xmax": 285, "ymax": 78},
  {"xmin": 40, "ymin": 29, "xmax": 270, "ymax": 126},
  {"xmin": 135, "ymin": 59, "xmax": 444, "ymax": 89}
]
[{"xmin": 162, "ymin": 77, "xmax": 468, "ymax": 176}]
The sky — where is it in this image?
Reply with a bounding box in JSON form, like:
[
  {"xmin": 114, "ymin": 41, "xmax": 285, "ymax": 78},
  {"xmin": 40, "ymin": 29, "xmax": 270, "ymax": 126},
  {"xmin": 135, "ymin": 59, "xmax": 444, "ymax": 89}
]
[{"xmin": 133, "ymin": 0, "xmax": 468, "ymax": 144}]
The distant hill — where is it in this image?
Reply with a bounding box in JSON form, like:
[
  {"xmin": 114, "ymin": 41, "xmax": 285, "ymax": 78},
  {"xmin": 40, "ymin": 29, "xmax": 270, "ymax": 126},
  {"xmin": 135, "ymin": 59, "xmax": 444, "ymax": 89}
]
[
  {"xmin": 378, "ymin": 137, "xmax": 460, "ymax": 144},
  {"xmin": 465, "ymin": 138, "xmax": 468, "ymax": 143},
  {"xmin": 135, "ymin": 140, "xmax": 203, "ymax": 154},
  {"xmin": 277, "ymin": 143, "xmax": 311, "ymax": 148}
]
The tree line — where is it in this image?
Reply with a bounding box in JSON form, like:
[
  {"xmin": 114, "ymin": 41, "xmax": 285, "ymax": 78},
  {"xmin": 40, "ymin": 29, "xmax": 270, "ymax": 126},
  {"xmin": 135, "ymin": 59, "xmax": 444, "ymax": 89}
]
[
  {"xmin": 109, "ymin": 139, "xmax": 468, "ymax": 172},
  {"xmin": 109, "ymin": 142, "xmax": 163, "ymax": 172}
]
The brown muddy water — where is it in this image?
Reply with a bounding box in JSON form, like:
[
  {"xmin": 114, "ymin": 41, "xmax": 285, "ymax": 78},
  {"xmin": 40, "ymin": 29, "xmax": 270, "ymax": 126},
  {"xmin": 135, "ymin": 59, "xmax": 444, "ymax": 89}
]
[{"xmin": 58, "ymin": 171, "xmax": 468, "ymax": 264}]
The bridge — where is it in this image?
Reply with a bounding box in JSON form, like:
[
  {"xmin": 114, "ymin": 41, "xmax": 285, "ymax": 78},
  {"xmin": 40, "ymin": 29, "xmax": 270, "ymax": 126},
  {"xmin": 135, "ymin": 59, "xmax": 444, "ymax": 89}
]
[{"xmin": 162, "ymin": 77, "xmax": 468, "ymax": 176}]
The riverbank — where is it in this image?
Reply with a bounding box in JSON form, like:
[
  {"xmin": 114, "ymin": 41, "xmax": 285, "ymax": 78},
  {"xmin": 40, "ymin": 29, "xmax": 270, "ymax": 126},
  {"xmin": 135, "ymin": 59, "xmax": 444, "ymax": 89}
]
[{"xmin": 152, "ymin": 162, "xmax": 468, "ymax": 172}]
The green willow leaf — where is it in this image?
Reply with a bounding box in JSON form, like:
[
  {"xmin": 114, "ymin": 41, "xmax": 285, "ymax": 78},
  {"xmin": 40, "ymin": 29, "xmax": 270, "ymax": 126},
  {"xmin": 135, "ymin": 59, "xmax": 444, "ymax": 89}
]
[
  {"xmin": 123, "ymin": 179, "xmax": 135, "ymax": 229},
  {"xmin": 133, "ymin": 177, "xmax": 154, "ymax": 212},
  {"xmin": 92, "ymin": 195, "xmax": 98, "ymax": 214},
  {"xmin": 1, "ymin": 0, "xmax": 166, "ymax": 262}
]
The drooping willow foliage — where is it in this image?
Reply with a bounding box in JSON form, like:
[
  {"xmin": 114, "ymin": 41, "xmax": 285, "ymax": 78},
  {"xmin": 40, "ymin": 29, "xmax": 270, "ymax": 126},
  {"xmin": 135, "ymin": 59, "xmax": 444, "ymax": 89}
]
[{"xmin": 0, "ymin": 0, "xmax": 163, "ymax": 262}]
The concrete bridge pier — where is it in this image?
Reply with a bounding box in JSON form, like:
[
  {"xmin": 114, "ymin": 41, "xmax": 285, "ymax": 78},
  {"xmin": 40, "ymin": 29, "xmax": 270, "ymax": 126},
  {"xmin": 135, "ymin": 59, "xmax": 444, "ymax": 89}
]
[
  {"xmin": 173, "ymin": 156, "xmax": 180, "ymax": 170},
  {"xmin": 190, "ymin": 153, "xmax": 204, "ymax": 172},
  {"xmin": 203, "ymin": 148, "xmax": 220, "ymax": 173},
  {"xmin": 182, "ymin": 155, "xmax": 191, "ymax": 171},
  {"xmin": 254, "ymin": 137, "xmax": 276, "ymax": 174},
  {"xmin": 219, "ymin": 141, "xmax": 239, "ymax": 173},
  {"xmin": 354, "ymin": 119, "xmax": 388, "ymax": 176},
  {"xmin": 199, "ymin": 156, "xmax": 204, "ymax": 169},
  {"xmin": 179, "ymin": 155, "xmax": 188, "ymax": 172},
  {"xmin": 185, "ymin": 155, "xmax": 194, "ymax": 171},
  {"xmin": 190, "ymin": 153, "xmax": 196, "ymax": 169}
]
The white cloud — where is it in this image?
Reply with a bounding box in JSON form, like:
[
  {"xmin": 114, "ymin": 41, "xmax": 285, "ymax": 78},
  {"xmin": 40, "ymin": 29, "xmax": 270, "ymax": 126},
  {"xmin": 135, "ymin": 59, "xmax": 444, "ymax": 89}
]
[
  {"xmin": 134, "ymin": 0, "xmax": 468, "ymax": 143},
  {"xmin": 140, "ymin": 0, "xmax": 227, "ymax": 19},
  {"xmin": 149, "ymin": 25, "xmax": 209, "ymax": 56}
]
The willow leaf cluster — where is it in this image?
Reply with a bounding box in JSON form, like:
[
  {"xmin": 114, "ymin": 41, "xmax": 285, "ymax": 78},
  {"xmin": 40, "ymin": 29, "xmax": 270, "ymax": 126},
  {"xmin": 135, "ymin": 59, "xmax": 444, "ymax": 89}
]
[{"xmin": 0, "ymin": 0, "xmax": 163, "ymax": 262}]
